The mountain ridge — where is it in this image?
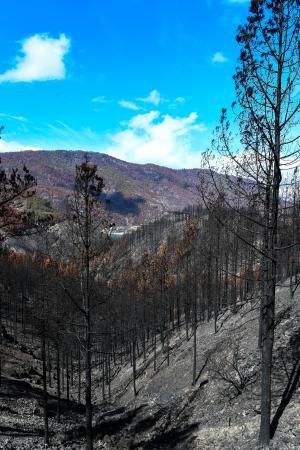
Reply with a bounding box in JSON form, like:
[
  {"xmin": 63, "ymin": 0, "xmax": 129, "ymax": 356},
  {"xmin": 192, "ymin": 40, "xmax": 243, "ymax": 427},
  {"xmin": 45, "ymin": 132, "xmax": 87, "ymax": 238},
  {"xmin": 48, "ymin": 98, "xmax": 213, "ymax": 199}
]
[{"xmin": 1, "ymin": 150, "xmax": 202, "ymax": 224}]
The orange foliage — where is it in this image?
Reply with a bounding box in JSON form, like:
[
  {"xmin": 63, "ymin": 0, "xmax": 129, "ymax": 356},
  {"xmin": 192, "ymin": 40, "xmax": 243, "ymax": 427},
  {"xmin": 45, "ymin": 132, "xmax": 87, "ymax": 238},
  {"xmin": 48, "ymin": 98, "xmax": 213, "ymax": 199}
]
[
  {"xmin": 166, "ymin": 273, "xmax": 176, "ymax": 289},
  {"xmin": 7, "ymin": 250, "xmax": 26, "ymax": 264},
  {"xmin": 171, "ymin": 220, "xmax": 199, "ymax": 265},
  {"xmin": 58, "ymin": 260, "xmax": 79, "ymax": 276}
]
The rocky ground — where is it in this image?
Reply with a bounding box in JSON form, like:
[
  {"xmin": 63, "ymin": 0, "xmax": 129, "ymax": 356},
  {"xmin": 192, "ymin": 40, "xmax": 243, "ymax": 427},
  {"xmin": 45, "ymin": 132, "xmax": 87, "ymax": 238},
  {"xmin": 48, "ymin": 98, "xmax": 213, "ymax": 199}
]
[{"xmin": 0, "ymin": 283, "xmax": 299, "ymax": 449}]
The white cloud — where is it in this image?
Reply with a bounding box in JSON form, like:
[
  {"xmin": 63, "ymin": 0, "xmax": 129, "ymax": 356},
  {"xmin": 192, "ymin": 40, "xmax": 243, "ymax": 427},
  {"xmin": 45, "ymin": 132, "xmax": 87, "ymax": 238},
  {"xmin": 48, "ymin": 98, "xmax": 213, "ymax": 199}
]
[
  {"xmin": 119, "ymin": 100, "xmax": 140, "ymax": 111},
  {"xmin": 44, "ymin": 120, "xmax": 103, "ymax": 148},
  {"xmin": 169, "ymin": 96, "xmax": 186, "ymax": 110},
  {"xmin": 137, "ymin": 89, "xmax": 161, "ymax": 106},
  {"xmin": 129, "ymin": 111, "xmax": 159, "ymax": 129},
  {"xmin": 105, "ymin": 110, "xmax": 206, "ymax": 168},
  {"xmin": 175, "ymin": 97, "xmax": 186, "ymax": 103},
  {"xmin": 0, "ymin": 33, "xmax": 70, "ymax": 83},
  {"xmin": 212, "ymin": 52, "xmax": 228, "ymax": 63},
  {"xmin": 92, "ymin": 96, "xmax": 109, "ymax": 104},
  {"xmin": 0, "ymin": 113, "xmax": 27, "ymax": 122},
  {"xmin": 0, "ymin": 139, "xmax": 37, "ymax": 152}
]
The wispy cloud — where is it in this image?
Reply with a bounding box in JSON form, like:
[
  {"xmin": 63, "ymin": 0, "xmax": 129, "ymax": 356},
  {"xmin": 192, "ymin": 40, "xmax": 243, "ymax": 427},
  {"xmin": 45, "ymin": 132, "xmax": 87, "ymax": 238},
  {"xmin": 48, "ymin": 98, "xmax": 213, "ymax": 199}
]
[
  {"xmin": 92, "ymin": 95, "xmax": 110, "ymax": 104},
  {"xmin": 168, "ymin": 96, "xmax": 186, "ymax": 110},
  {"xmin": 0, "ymin": 113, "xmax": 28, "ymax": 122},
  {"xmin": 119, "ymin": 100, "xmax": 140, "ymax": 111},
  {"xmin": 106, "ymin": 110, "xmax": 206, "ymax": 168},
  {"xmin": 46, "ymin": 120, "xmax": 82, "ymax": 141},
  {"xmin": 0, "ymin": 33, "xmax": 70, "ymax": 83},
  {"xmin": 137, "ymin": 89, "xmax": 161, "ymax": 106},
  {"xmin": 212, "ymin": 52, "xmax": 228, "ymax": 63},
  {"xmin": 92, "ymin": 90, "xmax": 184, "ymax": 112},
  {"xmin": 44, "ymin": 120, "xmax": 103, "ymax": 148}
]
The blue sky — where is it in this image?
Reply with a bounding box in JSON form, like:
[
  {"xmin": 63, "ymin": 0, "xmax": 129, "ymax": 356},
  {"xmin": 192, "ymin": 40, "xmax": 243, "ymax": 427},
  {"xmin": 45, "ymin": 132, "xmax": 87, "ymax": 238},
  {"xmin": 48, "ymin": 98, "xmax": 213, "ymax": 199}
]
[{"xmin": 0, "ymin": 0, "xmax": 250, "ymax": 168}]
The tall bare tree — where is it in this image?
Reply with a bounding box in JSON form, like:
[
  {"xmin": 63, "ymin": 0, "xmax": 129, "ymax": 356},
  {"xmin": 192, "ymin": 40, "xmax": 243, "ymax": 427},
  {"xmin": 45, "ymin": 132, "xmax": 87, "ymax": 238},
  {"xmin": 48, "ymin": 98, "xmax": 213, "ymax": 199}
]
[
  {"xmin": 200, "ymin": 1, "xmax": 300, "ymax": 446},
  {"xmin": 63, "ymin": 156, "xmax": 110, "ymax": 450}
]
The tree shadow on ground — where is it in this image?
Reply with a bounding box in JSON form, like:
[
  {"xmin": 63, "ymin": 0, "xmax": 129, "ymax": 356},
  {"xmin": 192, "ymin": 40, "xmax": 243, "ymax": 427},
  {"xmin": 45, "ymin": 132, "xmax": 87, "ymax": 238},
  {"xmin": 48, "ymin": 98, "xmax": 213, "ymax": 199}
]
[
  {"xmin": 94, "ymin": 404, "xmax": 146, "ymax": 437},
  {"xmin": 139, "ymin": 422, "xmax": 199, "ymax": 449},
  {"xmin": 0, "ymin": 376, "xmax": 84, "ymax": 415},
  {"xmin": 0, "ymin": 425, "xmax": 45, "ymax": 437},
  {"xmin": 271, "ymin": 330, "xmax": 300, "ymax": 439}
]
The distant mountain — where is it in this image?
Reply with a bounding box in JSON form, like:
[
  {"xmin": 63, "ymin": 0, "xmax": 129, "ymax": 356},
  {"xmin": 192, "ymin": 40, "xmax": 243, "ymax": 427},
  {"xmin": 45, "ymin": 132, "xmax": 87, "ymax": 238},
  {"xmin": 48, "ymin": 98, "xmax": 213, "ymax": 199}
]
[{"xmin": 1, "ymin": 150, "xmax": 203, "ymax": 224}]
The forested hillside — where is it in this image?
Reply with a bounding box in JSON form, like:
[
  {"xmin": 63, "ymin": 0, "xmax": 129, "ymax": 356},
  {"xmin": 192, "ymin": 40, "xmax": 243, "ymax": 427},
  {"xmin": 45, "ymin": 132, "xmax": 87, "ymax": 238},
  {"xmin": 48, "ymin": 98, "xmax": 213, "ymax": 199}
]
[
  {"xmin": 0, "ymin": 176, "xmax": 299, "ymax": 448},
  {"xmin": 1, "ymin": 1, "xmax": 300, "ymax": 450},
  {"xmin": 1, "ymin": 150, "xmax": 203, "ymax": 224}
]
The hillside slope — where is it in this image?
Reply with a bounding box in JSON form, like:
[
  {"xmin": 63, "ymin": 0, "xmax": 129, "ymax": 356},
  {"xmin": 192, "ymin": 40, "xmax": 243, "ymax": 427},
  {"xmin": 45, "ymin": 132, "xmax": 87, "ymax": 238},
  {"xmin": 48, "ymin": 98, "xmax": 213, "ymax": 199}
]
[
  {"xmin": 0, "ymin": 283, "xmax": 299, "ymax": 449},
  {"xmin": 99, "ymin": 283, "xmax": 299, "ymax": 450},
  {"xmin": 1, "ymin": 150, "xmax": 203, "ymax": 224}
]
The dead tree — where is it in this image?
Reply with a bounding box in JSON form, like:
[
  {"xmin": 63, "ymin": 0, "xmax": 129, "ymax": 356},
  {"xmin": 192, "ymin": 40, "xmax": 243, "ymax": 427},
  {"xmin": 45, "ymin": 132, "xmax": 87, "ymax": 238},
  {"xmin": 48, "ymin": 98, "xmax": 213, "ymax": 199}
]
[{"xmin": 199, "ymin": 1, "xmax": 300, "ymax": 446}]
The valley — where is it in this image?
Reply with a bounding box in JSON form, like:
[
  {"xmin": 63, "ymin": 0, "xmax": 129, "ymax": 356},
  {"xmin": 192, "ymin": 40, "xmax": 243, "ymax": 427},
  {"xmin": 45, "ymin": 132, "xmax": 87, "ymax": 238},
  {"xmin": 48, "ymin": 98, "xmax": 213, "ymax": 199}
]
[{"xmin": 1, "ymin": 1, "xmax": 300, "ymax": 449}]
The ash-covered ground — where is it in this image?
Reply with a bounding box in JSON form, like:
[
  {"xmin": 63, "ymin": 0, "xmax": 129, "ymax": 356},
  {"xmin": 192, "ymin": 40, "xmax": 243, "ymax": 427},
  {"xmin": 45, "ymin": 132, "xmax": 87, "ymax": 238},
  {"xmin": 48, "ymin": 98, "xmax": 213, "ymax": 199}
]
[{"xmin": 0, "ymin": 283, "xmax": 299, "ymax": 449}]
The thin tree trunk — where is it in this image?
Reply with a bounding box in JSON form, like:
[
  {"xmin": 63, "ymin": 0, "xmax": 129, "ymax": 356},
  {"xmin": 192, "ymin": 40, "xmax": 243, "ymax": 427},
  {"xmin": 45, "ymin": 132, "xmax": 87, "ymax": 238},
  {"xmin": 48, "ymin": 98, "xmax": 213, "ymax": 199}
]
[
  {"xmin": 78, "ymin": 347, "xmax": 81, "ymax": 404},
  {"xmin": 132, "ymin": 339, "xmax": 137, "ymax": 396},
  {"xmin": 85, "ymin": 329, "xmax": 93, "ymax": 450},
  {"xmin": 56, "ymin": 343, "xmax": 61, "ymax": 422},
  {"xmin": 66, "ymin": 353, "xmax": 70, "ymax": 401},
  {"xmin": 42, "ymin": 324, "xmax": 49, "ymax": 446}
]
